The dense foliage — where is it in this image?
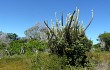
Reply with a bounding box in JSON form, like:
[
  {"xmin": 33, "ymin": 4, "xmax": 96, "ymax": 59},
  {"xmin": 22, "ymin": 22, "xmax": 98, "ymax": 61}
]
[{"xmin": 0, "ymin": 33, "xmax": 47, "ymax": 57}]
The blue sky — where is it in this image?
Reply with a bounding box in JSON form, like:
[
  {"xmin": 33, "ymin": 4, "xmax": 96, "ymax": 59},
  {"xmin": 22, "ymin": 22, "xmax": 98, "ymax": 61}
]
[{"xmin": 0, "ymin": 0, "xmax": 110, "ymax": 44}]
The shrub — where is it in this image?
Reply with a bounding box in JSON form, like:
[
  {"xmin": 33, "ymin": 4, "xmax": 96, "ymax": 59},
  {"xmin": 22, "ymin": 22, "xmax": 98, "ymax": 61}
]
[
  {"xmin": 31, "ymin": 53, "xmax": 62, "ymax": 70},
  {"xmin": 44, "ymin": 8, "xmax": 93, "ymax": 67}
]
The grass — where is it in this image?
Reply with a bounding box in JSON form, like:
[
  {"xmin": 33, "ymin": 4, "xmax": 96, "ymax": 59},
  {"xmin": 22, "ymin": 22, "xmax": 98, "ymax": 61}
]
[
  {"xmin": 0, "ymin": 55, "xmax": 32, "ymax": 70},
  {"xmin": 0, "ymin": 51, "xmax": 110, "ymax": 70},
  {"xmin": 87, "ymin": 51, "xmax": 110, "ymax": 70}
]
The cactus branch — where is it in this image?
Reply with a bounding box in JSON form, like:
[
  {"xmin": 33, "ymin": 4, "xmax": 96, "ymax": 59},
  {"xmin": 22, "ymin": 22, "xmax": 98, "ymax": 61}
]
[
  {"xmin": 44, "ymin": 21, "xmax": 57, "ymax": 39},
  {"xmin": 61, "ymin": 12, "xmax": 63, "ymax": 26},
  {"xmin": 84, "ymin": 10, "xmax": 94, "ymax": 32}
]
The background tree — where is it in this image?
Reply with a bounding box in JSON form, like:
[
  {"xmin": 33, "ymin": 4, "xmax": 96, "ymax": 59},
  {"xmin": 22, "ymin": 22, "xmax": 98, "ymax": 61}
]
[
  {"xmin": 24, "ymin": 22, "xmax": 47, "ymax": 40},
  {"xmin": 7, "ymin": 33, "xmax": 18, "ymax": 41},
  {"xmin": 98, "ymin": 32, "xmax": 110, "ymax": 51},
  {"xmin": 0, "ymin": 31, "xmax": 10, "ymax": 56},
  {"xmin": 0, "ymin": 31, "xmax": 9, "ymax": 44}
]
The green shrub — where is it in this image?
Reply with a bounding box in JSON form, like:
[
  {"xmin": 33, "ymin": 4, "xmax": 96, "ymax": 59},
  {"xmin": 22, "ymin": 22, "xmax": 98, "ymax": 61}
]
[
  {"xmin": 31, "ymin": 53, "xmax": 62, "ymax": 70},
  {"xmin": 26, "ymin": 39, "xmax": 47, "ymax": 53},
  {"xmin": 31, "ymin": 53, "xmax": 94, "ymax": 70}
]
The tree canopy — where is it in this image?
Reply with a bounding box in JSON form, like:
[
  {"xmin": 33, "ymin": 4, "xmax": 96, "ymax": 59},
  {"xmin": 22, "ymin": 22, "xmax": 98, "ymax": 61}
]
[
  {"xmin": 24, "ymin": 22, "xmax": 47, "ymax": 40},
  {"xmin": 98, "ymin": 32, "xmax": 110, "ymax": 51}
]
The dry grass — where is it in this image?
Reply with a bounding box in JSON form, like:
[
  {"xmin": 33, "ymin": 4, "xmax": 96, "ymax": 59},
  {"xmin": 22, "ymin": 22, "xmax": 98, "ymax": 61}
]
[
  {"xmin": 87, "ymin": 51, "xmax": 110, "ymax": 70},
  {"xmin": 0, "ymin": 51, "xmax": 110, "ymax": 70},
  {"xmin": 0, "ymin": 55, "xmax": 32, "ymax": 70}
]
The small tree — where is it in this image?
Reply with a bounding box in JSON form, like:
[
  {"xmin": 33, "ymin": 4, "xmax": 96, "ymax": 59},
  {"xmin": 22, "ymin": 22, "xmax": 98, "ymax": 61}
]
[
  {"xmin": 24, "ymin": 22, "xmax": 47, "ymax": 40},
  {"xmin": 7, "ymin": 33, "xmax": 18, "ymax": 41},
  {"xmin": 98, "ymin": 32, "xmax": 110, "ymax": 51},
  {"xmin": 44, "ymin": 8, "xmax": 94, "ymax": 67},
  {"xmin": 0, "ymin": 31, "xmax": 9, "ymax": 44}
]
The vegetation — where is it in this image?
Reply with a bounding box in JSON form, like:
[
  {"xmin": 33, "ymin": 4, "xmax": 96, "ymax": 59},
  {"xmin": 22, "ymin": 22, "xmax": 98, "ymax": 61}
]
[
  {"xmin": 98, "ymin": 32, "xmax": 110, "ymax": 51},
  {"xmin": 44, "ymin": 8, "xmax": 93, "ymax": 67},
  {"xmin": 0, "ymin": 8, "xmax": 110, "ymax": 70},
  {"xmin": 0, "ymin": 52, "xmax": 110, "ymax": 70}
]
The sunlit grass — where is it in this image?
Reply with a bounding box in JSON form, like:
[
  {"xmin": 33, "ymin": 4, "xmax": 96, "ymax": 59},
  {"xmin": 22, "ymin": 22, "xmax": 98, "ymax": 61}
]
[
  {"xmin": 0, "ymin": 55, "xmax": 32, "ymax": 70},
  {"xmin": 0, "ymin": 51, "xmax": 110, "ymax": 70},
  {"xmin": 87, "ymin": 51, "xmax": 110, "ymax": 61},
  {"xmin": 87, "ymin": 51, "xmax": 110, "ymax": 70}
]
